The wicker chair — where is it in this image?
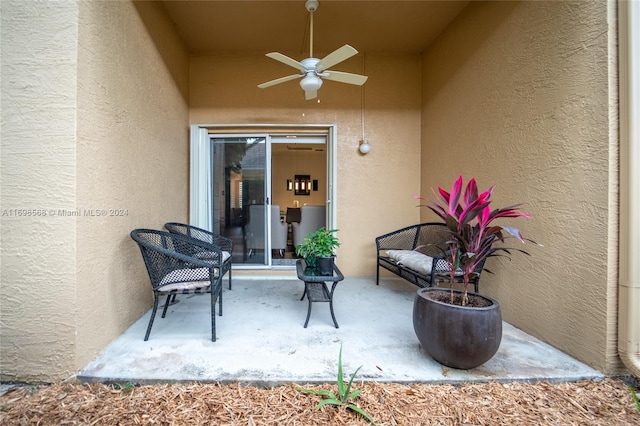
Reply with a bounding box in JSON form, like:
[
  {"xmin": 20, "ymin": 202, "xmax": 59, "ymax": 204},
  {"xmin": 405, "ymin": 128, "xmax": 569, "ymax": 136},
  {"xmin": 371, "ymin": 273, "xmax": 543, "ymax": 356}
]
[
  {"xmin": 130, "ymin": 229, "xmax": 224, "ymax": 342},
  {"xmin": 164, "ymin": 222, "xmax": 233, "ymax": 290}
]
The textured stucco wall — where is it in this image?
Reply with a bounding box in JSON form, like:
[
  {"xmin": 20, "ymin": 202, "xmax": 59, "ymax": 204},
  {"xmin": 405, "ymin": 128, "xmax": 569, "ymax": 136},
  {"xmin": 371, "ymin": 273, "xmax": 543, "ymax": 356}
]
[
  {"xmin": 1, "ymin": 1, "xmax": 79, "ymax": 382},
  {"xmin": 420, "ymin": 1, "xmax": 615, "ymax": 371},
  {"xmin": 190, "ymin": 53, "xmax": 422, "ymax": 276},
  {"xmin": 75, "ymin": 1, "xmax": 189, "ymax": 370},
  {"xmin": 0, "ymin": 0, "xmax": 190, "ymax": 382}
]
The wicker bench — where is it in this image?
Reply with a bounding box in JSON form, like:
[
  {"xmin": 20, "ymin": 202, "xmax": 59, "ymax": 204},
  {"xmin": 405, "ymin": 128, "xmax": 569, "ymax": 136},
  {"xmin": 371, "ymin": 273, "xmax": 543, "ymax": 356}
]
[{"xmin": 375, "ymin": 223, "xmax": 483, "ymax": 292}]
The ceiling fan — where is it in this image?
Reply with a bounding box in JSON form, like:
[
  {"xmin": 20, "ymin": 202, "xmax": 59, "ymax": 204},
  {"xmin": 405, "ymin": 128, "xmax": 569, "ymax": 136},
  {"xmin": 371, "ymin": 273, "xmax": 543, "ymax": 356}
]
[{"xmin": 257, "ymin": 0, "xmax": 368, "ymax": 100}]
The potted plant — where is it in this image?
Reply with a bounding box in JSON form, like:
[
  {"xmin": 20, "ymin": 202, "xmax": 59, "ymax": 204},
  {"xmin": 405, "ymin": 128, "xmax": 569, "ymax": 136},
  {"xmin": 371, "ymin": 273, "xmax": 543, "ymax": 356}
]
[
  {"xmin": 296, "ymin": 227, "xmax": 340, "ymax": 275},
  {"xmin": 412, "ymin": 175, "xmax": 537, "ymax": 369}
]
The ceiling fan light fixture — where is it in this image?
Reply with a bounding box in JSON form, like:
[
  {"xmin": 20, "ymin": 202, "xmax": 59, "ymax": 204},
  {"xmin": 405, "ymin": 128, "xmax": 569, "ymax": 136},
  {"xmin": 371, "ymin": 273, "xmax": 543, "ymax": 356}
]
[
  {"xmin": 300, "ymin": 74, "xmax": 323, "ymax": 91},
  {"xmin": 257, "ymin": 0, "xmax": 367, "ymax": 99}
]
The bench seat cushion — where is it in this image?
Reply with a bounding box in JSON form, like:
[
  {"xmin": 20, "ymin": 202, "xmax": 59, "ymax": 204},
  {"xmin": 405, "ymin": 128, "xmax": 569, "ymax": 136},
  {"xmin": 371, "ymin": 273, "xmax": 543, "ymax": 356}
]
[{"xmin": 386, "ymin": 250, "xmax": 434, "ymax": 276}]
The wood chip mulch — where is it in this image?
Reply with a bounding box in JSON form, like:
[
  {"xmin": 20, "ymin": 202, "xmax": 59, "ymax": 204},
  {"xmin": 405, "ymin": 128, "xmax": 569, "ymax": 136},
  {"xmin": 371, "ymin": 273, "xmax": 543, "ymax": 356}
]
[{"xmin": 1, "ymin": 378, "xmax": 639, "ymax": 425}]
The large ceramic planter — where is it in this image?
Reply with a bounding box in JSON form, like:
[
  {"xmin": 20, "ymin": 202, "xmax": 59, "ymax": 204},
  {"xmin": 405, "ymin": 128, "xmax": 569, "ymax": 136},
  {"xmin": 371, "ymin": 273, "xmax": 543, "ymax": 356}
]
[{"xmin": 413, "ymin": 288, "xmax": 502, "ymax": 369}]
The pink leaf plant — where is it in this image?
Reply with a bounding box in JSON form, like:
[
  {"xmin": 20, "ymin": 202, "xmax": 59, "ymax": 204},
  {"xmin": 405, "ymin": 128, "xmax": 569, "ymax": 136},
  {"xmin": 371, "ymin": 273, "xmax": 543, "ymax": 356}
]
[{"xmin": 414, "ymin": 175, "xmax": 537, "ymax": 306}]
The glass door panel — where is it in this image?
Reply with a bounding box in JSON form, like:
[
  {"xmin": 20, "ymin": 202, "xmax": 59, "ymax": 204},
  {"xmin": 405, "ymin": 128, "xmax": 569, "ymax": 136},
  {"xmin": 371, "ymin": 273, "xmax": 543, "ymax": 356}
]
[{"xmin": 212, "ymin": 136, "xmax": 268, "ymax": 266}]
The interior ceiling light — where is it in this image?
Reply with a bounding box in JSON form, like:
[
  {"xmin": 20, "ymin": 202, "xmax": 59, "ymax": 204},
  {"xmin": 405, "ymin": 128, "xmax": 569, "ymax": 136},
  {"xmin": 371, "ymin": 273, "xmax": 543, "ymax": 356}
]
[{"xmin": 257, "ymin": 0, "xmax": 368, "ymax": 100}]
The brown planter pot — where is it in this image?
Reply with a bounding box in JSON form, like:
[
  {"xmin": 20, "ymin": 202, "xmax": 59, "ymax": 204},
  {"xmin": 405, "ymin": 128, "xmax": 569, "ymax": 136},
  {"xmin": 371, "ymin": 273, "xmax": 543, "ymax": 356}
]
[{"xmin": 413, "ymin": 288, "xmax": 502, "ymax": 370}]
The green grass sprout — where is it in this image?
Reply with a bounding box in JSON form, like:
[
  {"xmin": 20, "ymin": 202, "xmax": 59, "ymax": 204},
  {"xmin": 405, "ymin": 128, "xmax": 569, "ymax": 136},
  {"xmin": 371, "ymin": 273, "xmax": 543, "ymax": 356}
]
[
  {"xmin": 297, "ymin": 344, "xmax": 377, "ymax": 425},
  {"xmin": 629, "ymin": 385, "xmax": 640, "ymax": 413}
]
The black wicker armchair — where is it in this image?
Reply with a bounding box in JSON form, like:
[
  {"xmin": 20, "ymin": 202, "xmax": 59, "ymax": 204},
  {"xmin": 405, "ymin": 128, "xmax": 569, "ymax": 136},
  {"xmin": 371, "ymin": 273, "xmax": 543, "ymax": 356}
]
[
  {"xmin": 164, "ymin": 222, "xmax": 233, "ymax": 290},
  {"xmin": 130, "ymin": 229, "xmax": 224, "ymax": 341}
]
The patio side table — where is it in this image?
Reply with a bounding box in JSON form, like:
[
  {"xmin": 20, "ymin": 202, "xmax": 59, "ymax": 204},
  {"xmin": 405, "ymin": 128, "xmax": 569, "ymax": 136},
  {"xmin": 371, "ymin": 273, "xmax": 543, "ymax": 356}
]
[{"xmin": 295, "ymin": 259, "xmax": 344, "ymax": 328}]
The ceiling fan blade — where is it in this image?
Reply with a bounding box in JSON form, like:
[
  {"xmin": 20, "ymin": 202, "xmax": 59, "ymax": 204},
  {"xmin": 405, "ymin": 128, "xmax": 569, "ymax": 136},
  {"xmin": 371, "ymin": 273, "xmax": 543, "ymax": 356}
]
[
  {"xmin": 305, "ymin": 90, "xmax": 318, "ymax": 100},
  {"xmin": 265, "ymin": 52, "xmax": 305, "ymax": 71},
  {"xmin": 322, "ymin": 70, "xmax": 368, "ymax": 86},
  {"xmin": 316, "ymin": 45, "xmax": 358, "ymax": 71},
  {"xmin": 258, "ymin": 74, "xmax": 302, "ymax": 89}
]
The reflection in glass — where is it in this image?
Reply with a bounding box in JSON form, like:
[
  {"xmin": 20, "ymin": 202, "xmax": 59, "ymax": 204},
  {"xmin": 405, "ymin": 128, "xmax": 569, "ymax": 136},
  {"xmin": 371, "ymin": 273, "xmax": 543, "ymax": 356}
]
[{"xmin": 212, "ymin": 137, "xmax": 267, "ymax": 266}]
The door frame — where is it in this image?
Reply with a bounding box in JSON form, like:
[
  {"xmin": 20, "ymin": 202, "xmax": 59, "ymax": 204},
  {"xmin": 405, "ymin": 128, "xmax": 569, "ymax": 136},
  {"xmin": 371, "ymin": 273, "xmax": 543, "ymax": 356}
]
[{"xmin": 189, "ymin": 123, "xmax": 338, "ymax": 267}]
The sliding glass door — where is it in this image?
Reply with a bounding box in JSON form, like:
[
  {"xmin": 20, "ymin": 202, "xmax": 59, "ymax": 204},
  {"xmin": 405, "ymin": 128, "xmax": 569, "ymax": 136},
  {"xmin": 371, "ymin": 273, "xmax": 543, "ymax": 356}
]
[
  {"xmin": 190, "ymin": 124, "xmax": 336, "ymax": 270},
  {"xmin": 212, "ymin": 135, "xmax": 269, "ymax": 266}
]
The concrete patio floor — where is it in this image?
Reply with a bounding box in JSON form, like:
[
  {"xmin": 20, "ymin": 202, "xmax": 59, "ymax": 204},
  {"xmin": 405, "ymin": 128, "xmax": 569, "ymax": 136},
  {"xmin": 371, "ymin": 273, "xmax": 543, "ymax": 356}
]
[{"xmin": 78, "ymin": 277, "xmax": 604, "ymax": 386}]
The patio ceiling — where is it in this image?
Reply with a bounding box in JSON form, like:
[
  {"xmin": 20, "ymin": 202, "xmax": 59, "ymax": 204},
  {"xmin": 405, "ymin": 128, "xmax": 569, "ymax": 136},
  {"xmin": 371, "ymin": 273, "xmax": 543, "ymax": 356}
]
[{"xmin": 160, "ymin": 0, "xmax": 470, "ymax": 55}]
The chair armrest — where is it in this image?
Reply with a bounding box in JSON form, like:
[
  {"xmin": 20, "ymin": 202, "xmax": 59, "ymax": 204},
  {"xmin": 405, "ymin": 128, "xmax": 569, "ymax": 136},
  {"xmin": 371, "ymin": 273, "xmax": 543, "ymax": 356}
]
[{"xmin": 132, "ymin": 229, "xmax": 225, "ymax": 268}]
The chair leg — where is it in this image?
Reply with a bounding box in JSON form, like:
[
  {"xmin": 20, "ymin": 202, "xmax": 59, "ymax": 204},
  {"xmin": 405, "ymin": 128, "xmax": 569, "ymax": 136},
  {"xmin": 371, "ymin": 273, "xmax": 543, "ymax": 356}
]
[
  {"xmin": 144, "ymin": 294, "xmax": 160, "ymax": 341},
  {"xmin": 210, "ymin": 287, "xmax": 217, "ymax": 342},
  {"xmin": 376, "ymin": 263, "xmax": 380, "ymax": 285},
  {"xmin": 228, "ymin": 267, "xmax": 232, "ymax": 290},
  {"xmin": 161, "ymin": 294, "xmax": 172, "ymax": 318}
]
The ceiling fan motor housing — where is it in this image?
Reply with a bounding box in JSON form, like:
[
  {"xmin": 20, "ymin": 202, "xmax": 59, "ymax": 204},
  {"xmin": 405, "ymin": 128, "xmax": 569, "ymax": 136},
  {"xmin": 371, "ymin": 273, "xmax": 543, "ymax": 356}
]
[{"xmin": 301, "ymin": 57, "xmax": 321, "ymax": 72}]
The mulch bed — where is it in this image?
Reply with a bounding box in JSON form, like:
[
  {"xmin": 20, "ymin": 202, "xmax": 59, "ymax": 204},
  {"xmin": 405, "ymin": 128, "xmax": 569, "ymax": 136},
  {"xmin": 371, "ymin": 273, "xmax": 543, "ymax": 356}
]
[{"xmin": 1, "ymin": 378, "xmax": 639, "ymax": 425}]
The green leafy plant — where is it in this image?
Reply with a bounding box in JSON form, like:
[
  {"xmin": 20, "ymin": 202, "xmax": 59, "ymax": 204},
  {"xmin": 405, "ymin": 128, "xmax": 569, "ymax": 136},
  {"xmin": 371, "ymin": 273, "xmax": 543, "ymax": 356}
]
[
  {"xmin": 297, "ymin": 345, "xmax": 376, "ymax": 425},
  {"xmin": 295, "ymin": 227, "xmax": 340, "ymax": 267},
  {"xmin": 629, "ymin": 385, "xmax": 640, "ymax": 412},
  {"xmin": 416, "ymin": 175, "xmax": 538, "ymax": 306},
  {"xmin": 112, "ymin": 382, "xmax": 135, "ymax": 392}
]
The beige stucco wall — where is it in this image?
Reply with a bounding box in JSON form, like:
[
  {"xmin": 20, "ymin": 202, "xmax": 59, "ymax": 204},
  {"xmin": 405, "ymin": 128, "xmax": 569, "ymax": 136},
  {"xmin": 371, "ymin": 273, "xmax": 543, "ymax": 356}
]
[
  {"xmin": 0, "ymin": 0, "xmax": 189, "ymax": 382},
  {"xmin": 75, "ymin": 0, "xmax": 189, "ymax": 372},
  {"xmin": 190, "ymin": 53, "xmax": 422, "ymax": 276},
  {"xmin": 1, "ymin": 0, "xmax": 79, "ymax": 382},
  {"xmin": 420, "ymin": 1, "xmax": 617, "ymax": 372}
]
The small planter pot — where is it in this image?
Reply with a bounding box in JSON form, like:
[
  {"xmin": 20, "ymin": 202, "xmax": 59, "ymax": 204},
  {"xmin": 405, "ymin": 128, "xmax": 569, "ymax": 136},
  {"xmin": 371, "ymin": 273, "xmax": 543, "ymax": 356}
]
[
  {"xmin": 316, "ymin": 256, "xmax": 335, "ymax": 276},
  {"xmin": 413, "ymin": 288, "xmax": 502, "ymax": 370}
]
